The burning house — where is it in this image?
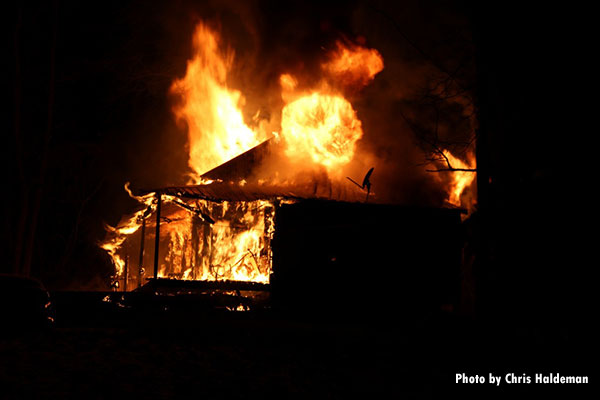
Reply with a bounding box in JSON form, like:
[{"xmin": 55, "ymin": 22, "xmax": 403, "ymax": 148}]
[{"xmin": 100, "ymin": 20, "xmax": 474, "ymax": 313}]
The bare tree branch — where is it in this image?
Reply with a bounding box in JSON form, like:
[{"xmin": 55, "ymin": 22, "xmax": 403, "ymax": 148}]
[
  {"xmin": 368, "ymin": 4, "xmax": 468, "ymax": 93},
  {"xmin": 426, "ymin": 167, "xmax": 477, "ymax": 173}
]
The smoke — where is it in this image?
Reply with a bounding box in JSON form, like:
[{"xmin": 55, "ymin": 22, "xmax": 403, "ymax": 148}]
[
  {"xmin": 183, "ymin": 0, "xmax": 476, "ymax": 206},
  {"xmin": 105, "ymin": 0, "xmax": 476, "ymax": 242}
]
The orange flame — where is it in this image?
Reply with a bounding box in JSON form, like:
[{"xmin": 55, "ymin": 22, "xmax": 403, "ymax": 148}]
[
  {"xmin": 100, "ymin": 188, "xmax": 276, "ymax": 286},
  {"xmin": 322, "ymin": 40, "xmax": 384, "ymax": 89},
  {"xmin": 158, "ymin": 200, "xmax": 274, "ymax": 283},
  {"xmin": 442, "ymin": 151, "xmax": 476, "ymax": 211},
  {"xmin": 171, "ymin": 23, "xmax": 267, "ymax": 181},
  {"xmin": 280, "ymin": 92, "xmax": 363, "ymax": 171},
  {"xmin": 99, "ymin": 183, "xmax": 155, "ymax": 277},
  {"xmin": 101, "ymin": 25, "xmax": 390, "ymax": 287},
  {"xmin": 277, "ymin": 40, "xmax": 383, "ymax": 173}
]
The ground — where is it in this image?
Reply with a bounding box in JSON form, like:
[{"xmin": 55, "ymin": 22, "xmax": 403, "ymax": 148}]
[{"xmin": 0, "ymin": 297, "xmax": 592, "ymax": 399}]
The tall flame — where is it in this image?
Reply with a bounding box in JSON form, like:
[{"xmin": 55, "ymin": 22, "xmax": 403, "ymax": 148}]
[{"xmin": 171, "ymin": 23, "xmax": 265, "ymax": 181}]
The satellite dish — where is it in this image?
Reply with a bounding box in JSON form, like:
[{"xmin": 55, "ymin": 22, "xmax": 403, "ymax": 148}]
[
  {"xmin": 346, "ymin": 167, "xmax": 375, "ymax": 203},
  {"xmin": 361, "ymin": 167, "xmax": 374, "ymax": 191}
]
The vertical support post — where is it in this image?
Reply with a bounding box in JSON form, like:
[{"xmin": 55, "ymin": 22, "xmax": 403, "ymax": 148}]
[
  {"xmin": 123, "ymin": 254, "xmax": 129, "ymax": 292},
  {"xmin": 138, "ymin": 215, "xmax": 146, "ymax": 287},
  {"xmin": 153, "ymin": 192, "xmax": 162, "ymax": 280}
]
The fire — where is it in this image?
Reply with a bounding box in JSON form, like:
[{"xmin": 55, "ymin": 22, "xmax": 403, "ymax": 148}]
[
  {"xmin": 100, "ymin": 23, "xmax": 393, "ymax": 289},
  {"xmin": 171, "ymin": 24, "xmax": 382, "ymax": 180},
  {"xmin": 279, "ymin": 73, "xmax": 298, "ymax": 100},
  {"xmin": 171, "ymin": 22, "xmax": 267, "ymax": 181},
  {"xmin": 443, "ymin": 151, "xmax": 476, "ymax": 209},
  {"xmin": 99, "ymin": 19, "xmax": 481, "ymax": 291},
  {"xmin": 322, "ymin": 40, "xmax": 384, "ymax": 89},
  {"xmin": 278, "ymin": 40, "xmax": 383, "ymax": 172},
  {"xmin": 159, "ymin": 200, "xmax": 274, "ymax": 284},
  {"xmin": 101, "ymin": 186, "xmax": 275, "ymax": 288},
  {"xmin": 100, "ymin": 183, "xmax": 155, "ymax": 277},
  {"xmin": 280, "ymin": 93, "xmax": 363, "ymax": 170}
]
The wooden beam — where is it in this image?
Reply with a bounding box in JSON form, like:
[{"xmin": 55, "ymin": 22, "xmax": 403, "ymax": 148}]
[
  {"xmin": 153, "ymin": 192, "xmax": 162, "ymax": 279},
  {"xmin": 138, "ymin": 215, "xmax": 146, "ymax": 288}
]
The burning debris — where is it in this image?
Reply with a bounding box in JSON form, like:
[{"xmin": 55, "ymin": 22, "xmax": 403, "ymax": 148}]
[
  {"xmin": 101, "ymin": 185, "xmax": 282, "ymax": 289},
  {"xmin": 100, "ymin": 19, "xmax": 476, "ymax": 290}
]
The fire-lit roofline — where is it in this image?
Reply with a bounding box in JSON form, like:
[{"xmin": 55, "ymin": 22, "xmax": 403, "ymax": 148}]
[
  {"xmin": 135, "ymin": 181, "xmax": 468, "ymax": 214},
  {"xmin": 136, "ymin": 181, "xmax": 303, "ymax": 203}
]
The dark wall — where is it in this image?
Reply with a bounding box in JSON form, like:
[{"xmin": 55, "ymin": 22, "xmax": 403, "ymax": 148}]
[{"xmin": 271, "ymin": 200, "xmax": 463, "ymax": 316}]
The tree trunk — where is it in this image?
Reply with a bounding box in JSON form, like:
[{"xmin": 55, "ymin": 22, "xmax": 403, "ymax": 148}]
[{"xmin": 21, "ymin": 0, "xmax": 58, "ymax": 277}]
